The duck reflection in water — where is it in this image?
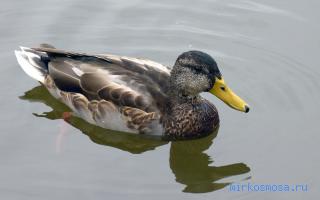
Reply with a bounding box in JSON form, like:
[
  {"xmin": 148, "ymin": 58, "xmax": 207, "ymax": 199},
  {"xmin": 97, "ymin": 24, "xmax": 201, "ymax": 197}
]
[{"xmin": 20, "ymin": 86, "xmax": 250, "ymax": 193}]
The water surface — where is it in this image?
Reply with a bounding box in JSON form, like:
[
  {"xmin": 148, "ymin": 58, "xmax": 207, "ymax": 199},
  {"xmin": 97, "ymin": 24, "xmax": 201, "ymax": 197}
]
[{"xmin": 0, "ymin": 0, "xmax": 319, "ymax": 199}]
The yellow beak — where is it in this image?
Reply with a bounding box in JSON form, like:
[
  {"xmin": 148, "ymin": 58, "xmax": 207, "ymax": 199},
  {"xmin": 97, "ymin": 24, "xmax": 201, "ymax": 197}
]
[{"xmin": 209, "ymin": 77, "xmax": 250, "ymax": 113}]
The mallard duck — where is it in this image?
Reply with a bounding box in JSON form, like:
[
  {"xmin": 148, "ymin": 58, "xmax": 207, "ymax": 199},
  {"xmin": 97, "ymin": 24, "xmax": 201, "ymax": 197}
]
[{"xmin": 15, "ymin": 44, "xmax": 249, "ymax": 139}]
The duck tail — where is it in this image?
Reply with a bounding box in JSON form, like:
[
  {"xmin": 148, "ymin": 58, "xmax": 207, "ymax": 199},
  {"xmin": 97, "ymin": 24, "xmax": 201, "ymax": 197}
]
[{"xmin": 14, "ymin": 46, "xmax": 51, "ymax": 83}]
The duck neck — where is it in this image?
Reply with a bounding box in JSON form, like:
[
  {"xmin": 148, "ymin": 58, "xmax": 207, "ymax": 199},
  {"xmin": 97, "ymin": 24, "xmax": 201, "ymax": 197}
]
[
  {"xmin": 167, "ymin": 66, "xmax": 201, "ymax": 106},
  {"xmin": 168, "ymin": 89, "xmax": 199, "ymax": 105},
  {"xmin": 167, "ymin": 79, "xmax": 200, "ymax": 107}
]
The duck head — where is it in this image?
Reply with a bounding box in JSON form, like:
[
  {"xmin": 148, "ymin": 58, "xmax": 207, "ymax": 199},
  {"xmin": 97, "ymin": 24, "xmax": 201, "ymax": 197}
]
[{"xmin": 170, "ymin": 50, "xmax": 249, "ymax": 113}]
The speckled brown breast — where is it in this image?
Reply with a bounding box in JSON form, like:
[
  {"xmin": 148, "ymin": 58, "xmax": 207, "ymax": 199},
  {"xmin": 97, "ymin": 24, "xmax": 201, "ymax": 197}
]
[{"xmin": 163, "ymin": 98, "xmax": 219, "ymax": 139}]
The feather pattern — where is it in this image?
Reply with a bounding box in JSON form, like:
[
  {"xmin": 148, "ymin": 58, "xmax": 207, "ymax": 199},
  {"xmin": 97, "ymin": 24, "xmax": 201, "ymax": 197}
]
[
  {"xmin": 15, "ymin": 45, "xmax": 221, "ymax": 138},
  {"xmin": 17, "ymin": 46, "xmax": 170, "ymax": 135}
]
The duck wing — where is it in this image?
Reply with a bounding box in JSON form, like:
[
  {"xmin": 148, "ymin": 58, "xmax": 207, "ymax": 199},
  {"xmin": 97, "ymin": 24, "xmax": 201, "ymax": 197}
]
[{"xmin": 32, "ymin": 47, "xmax": 171, "ymax": 113}]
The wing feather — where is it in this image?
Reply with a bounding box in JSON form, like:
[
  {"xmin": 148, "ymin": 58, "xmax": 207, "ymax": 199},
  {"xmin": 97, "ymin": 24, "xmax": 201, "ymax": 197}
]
[
  {"xmin": 34, "ymin": 47, "xmax": 170, "ymax": 113},
  {"xmin": 120, "ymin": 106, "xmax": 160, "ymax": 133}
]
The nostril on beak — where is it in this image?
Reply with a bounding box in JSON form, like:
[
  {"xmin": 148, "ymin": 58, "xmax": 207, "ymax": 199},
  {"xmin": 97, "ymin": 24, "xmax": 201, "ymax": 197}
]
[{"xmin": 244, "ymin": 105, "xmax": 250, "ymax": 113}]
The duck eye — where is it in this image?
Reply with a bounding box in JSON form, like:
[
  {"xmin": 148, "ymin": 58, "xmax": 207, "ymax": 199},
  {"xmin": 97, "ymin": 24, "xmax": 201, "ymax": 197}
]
[
  {"xmin": 220, "ymin": 86, "xmax": 226, "ymax": 91},
  {"xmin": 194, "ymin": 67, "xmax": 202, "ymax": 73}
]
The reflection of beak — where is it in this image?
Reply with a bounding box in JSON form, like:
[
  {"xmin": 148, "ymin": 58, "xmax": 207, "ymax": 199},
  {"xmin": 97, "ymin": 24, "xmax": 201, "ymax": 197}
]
[{"xmin": 209, "ymin": 77, "xmax": 250, "ymax": 113}]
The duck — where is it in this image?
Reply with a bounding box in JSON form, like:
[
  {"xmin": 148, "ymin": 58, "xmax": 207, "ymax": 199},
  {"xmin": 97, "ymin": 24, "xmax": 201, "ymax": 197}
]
[{"xmin": 15, "ymin": 44, "xmax": 249, "ymax": 139}]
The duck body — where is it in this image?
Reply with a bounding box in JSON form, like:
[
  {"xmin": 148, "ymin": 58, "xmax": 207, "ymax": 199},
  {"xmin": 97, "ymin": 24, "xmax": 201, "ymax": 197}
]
[{"xmin": 15, "ymin": 45, "xmax": 229, "ymax": 139}]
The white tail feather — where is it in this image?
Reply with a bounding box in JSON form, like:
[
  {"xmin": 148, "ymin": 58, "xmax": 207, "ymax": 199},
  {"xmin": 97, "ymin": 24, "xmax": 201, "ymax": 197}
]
[
  {"xmin": 20, "ymin": 46, "xmax": 31, "ymax": 52},
  {"xmin": 14, "ymin": 50, "xmax": 46, "ymax": 83}
]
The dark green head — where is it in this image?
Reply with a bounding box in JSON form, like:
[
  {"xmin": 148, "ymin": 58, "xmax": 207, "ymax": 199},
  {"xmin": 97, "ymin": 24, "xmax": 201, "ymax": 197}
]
[
  {"xmin": 170, "ymin": 50, "xmax": 250, "ymax": 113},
  {"xmin": 170, "ymin": 51, "xmax": 221, "ymax": 96},
  {"xmin": 175, "ymin": 51, "xmax": 222, "ymax": 79}
]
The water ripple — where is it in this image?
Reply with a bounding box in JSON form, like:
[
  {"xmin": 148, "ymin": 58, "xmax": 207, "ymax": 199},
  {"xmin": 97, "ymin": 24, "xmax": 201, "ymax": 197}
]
[{"xmin": 227, "ymin": 0, "xmax": 305, "ymax": 21}]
